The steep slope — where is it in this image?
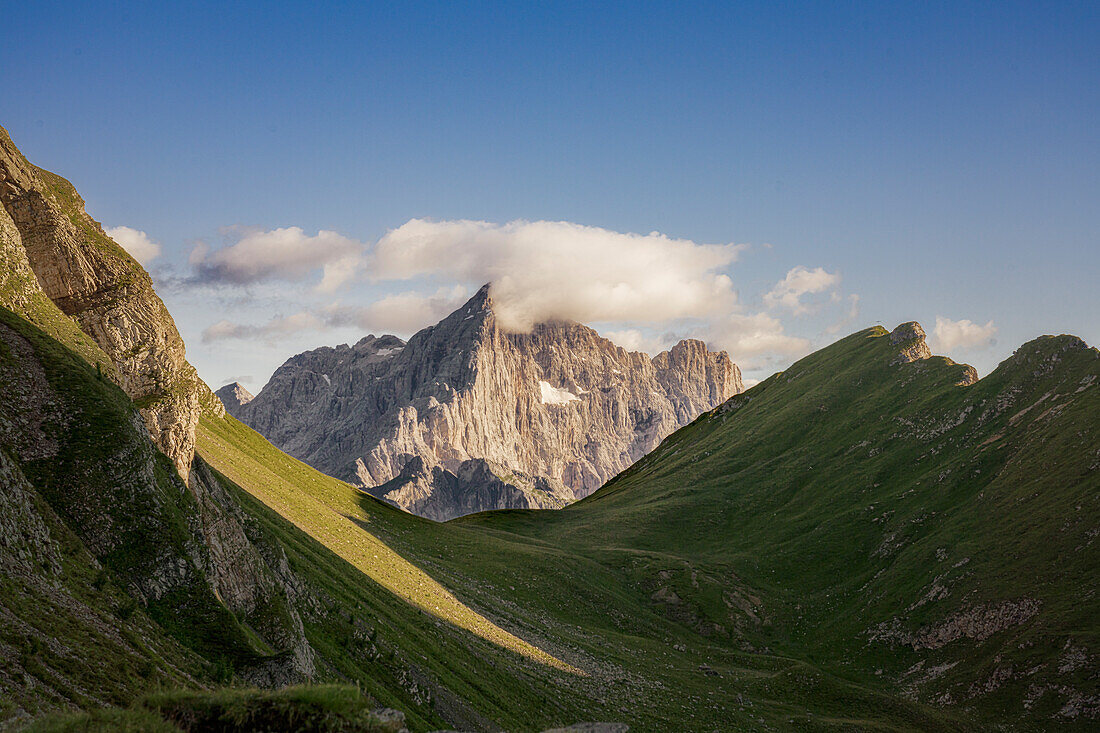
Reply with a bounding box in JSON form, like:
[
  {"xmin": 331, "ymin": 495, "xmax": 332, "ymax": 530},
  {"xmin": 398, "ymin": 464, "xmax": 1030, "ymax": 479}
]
[
  {"xmin": 0, "ymin": 126, "xmax": 318, "ymax": 707},
  {"xmin": 0, "ymin": 306, "xmax": 297, "ymax": 726},
  {"xmin": 0, "ymin": 125, "xmax": 205, "ymax": 482},
  {"xmin": 231, "ymin": 285, "xmax": 741, "ymax": 520},
  {"xmin": 461, "ymin": 322, "xmax": 1100, "ymax": 727}
]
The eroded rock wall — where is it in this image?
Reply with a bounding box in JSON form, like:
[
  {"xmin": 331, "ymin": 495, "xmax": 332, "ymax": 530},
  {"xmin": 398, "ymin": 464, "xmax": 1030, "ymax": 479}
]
[{"xmin": 235, "ymin": 285, "xmax": 743, "ymax": 519}]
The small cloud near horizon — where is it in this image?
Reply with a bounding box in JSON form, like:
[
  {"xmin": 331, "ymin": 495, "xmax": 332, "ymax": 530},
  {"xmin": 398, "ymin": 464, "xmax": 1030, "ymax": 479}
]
[
  {"xmin": 932, "ymin": 316, "xmax": 997, "ymax": 352},
  {"xmin": 107, "ymin": 226, "xmax": 161, "ymax": 265}
]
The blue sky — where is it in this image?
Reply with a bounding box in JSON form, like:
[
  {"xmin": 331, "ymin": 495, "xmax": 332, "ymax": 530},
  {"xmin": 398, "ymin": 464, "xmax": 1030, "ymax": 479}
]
[{"xmin": 3, "ymin": 1, "xmax": 1097, "ymax": 387}]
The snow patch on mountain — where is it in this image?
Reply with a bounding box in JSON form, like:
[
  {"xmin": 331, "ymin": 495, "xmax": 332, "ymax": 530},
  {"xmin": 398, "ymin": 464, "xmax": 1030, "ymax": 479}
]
[{"xmin": 540, "ymin": 381, "xmax": 581, "ymax": 405}]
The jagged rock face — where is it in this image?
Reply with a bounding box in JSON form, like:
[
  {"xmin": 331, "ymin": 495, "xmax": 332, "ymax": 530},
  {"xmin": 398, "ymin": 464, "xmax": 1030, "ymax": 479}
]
[
  {"xmin": 188, "ymin": 459, "xmax": 316, "ymax": 682},
  {"xmin": 0, "ymin": 126, "xmax": 311, "ymax": 686},
  {"xmin": 235, "ymin": 286, "xmax": 742, "ymax": 520},
  {"xmin": 216, "ymin": 381, "xmax": 255, "ymax": 415},
  {"xmin": 0, "ymin": 125, "xmax": 216, "ymax": 482}
]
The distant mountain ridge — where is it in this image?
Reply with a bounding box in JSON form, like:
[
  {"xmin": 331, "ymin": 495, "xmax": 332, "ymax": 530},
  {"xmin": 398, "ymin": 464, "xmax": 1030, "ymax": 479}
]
[{"xmin": 225, "ymin": 285, "xmax": 741, "ymax": 520}]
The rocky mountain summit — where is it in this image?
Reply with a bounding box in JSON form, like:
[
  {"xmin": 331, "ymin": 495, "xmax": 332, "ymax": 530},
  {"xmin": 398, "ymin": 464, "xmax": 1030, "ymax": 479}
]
[
  {"xmin": 216, "ymin": 381, "xmax": 255, "ymax": 411},
  {"xmin": 227, "ymin": 285, "xmax": 742, "ymax": 520}
]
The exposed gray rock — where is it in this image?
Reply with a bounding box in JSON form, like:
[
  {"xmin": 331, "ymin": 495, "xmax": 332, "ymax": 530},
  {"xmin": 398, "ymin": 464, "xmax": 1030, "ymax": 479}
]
[
  {"xmin": 374, "ymin": 456, "xmax": 574, "ymax": 521},
  {"xmin": 868, "ymin": 598, "xmax": 1042, "ymax": 651},
  {"xmin": 189, "ymin": 459, "xmax": 316, "ymax": 681},
  {"xmin": 216, "ymin": 381, "xmax": 255, "ymax": 417},
  {"xmin": 890, "ymin": 321, "xmax": 932, "ymax": 365},
  {"xmin": 233, "ymin": 285, "xmax": 741, "ymax": 519},
  {"xmin": 371, "ymin": 707, "xmax": 409, "ymax": 732}
]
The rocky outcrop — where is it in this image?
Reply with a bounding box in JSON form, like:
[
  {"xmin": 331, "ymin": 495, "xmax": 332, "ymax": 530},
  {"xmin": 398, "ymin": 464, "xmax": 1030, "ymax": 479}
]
[
  {"xmin": 0, "ymin": 125, "xmax": 312, "ymax": 686},
  {"xmin": 890, "ymin": 321, "xmax": 932, "ymax": 365},
  {"xmin": 869, "ymin": 599, "xmax": 1043, "ymax": 651},
  {"xmin": 0, "ymin": 306, "xmax": 315, "ymax": 684},
  {"xmin": 188, "ymin": 458, "xmax": 315, "ymax": 682},
  {"xmin": 374, "ymin": 456, "xmax": 575, "ymax": 521},
  {"xmin": 0, "ymin": 124, "xmax": 215, "ymax": 483},
  {"xmin": 216, "ymin": 381, "xmax": 255, "ymax": 416},
  {"xmin": 233, "ymin": 285, "xmax": 741, "ymax": 520}
]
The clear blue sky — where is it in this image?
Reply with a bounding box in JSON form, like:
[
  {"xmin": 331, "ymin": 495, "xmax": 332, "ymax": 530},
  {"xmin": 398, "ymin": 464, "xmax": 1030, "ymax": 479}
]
[{"xmin": 3, "ymin": 1, "xmax": 1097, "ymax": 387}]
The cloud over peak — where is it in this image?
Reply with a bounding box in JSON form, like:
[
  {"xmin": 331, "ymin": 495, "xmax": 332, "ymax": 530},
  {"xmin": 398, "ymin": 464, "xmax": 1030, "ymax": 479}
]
[
  {"xmin": 932, "ymin": 316, "xmax": 997, "ymax": 351},
  {"xmin": 372, "ymin": 218, "xmax": 746, "ymax": 332}
]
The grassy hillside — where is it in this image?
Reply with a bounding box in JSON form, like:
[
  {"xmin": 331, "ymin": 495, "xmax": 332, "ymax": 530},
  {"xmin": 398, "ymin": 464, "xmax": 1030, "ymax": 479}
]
[
  {"xmin": 0, "ymin": 307, "xmax": 209, "ymax": 726},
  {"xmin": 23, "ymin": 686, "xmax": 404, "ymax": 733},
  {"xmin": 462, "ymin": 325, "xmax": 1100, "ymax": 727},
  {"xmin": 197, "ymin": 369, "xmax": 969, "ymax": 731}
]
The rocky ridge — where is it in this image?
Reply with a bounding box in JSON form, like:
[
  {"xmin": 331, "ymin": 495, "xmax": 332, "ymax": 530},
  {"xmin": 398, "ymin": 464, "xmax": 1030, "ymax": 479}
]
[
  {"xmin": 0, "ymin": 125, "xmax": 215, "ymax": 482},
  {"xmin": 230, "ymin": 285, "xmax": 742, "ymax": 520},
  {"xmin": 0, "ymin": 125, "xmax": 315, "ymax": 692}
]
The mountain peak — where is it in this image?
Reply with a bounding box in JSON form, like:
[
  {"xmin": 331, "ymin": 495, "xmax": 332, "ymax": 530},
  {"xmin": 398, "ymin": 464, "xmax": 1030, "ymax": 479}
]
[
  {"xmin": 889, "ymin": 320, "xmax": 926, "ymax": 344},
  {"xmin": 216, "ymin": 382, "xmax": 255, "ymax": 415},
  {"xmin": 466, "ymin": 282, "xmax": 494, "ymax": 312}
]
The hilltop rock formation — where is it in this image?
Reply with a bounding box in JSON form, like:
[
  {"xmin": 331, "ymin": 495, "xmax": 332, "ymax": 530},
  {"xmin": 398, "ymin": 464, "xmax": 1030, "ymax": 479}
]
[
  {"xmin": 231, "ymin": 285, "xmax": 741, "ymax": 520},
  {"xmin": 890, "ymin": 321, "xmax": 933, "ymax": 364}
]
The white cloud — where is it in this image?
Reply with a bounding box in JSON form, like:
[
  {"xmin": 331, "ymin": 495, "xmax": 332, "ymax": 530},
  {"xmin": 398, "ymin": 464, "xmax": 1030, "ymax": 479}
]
[
  {"xmin": 321, "ymin": 285, "xmax": 470, "ymax": 334},
  {"xmin": 705, "ymin": 312, "xmax": 811, "ymax": 370},
  {"xmin": 202, "ymin": 311, "xmax": 324, "ymax": 343},
  {"xmin": 932, "ymin": 316, "xmax": 997, "ymax": 352},
  {"xmin": 107, "ymin": 226, "xmax": 161, "ymax": 265},
  {"xmin": 602, "ymin": 328, "xmax": 676, "ymax": 355},
  {"xmin": 764, "ymin": 266, "xmax": 841, "ymax": 315},
  {"xmin": 193, "ymin": 227, "xmax": 365, "ymax": 292},
  {"xmin": 371, "ymin": 218, "xmax": 745, "ymax": 331},
  {"xmin": 742, "ymin": 378, "xmax": 761, "ymax": 388}
]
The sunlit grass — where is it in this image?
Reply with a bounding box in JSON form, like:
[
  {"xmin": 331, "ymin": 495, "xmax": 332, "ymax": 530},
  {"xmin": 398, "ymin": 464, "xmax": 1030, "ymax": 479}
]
[{"xmin": 196, "ymin": 412, "xmax": 584, "ymax": 675}]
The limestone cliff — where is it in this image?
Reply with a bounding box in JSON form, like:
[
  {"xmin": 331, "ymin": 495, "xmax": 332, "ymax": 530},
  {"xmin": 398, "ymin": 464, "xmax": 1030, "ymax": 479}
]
[
  {"xmin": 0, "ymin": 124, "xmax": 217, "ymax": 483},
  {"xmin": 0, "ymin": 125, "xmax": 313, "ymax": 686},
  {"xmin": 232, "ymin": 285, "xmax": 742, "ymax": 520}
]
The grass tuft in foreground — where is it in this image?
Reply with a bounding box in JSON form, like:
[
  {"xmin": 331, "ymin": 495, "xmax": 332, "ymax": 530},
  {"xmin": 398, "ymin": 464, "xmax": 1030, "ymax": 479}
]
[{"xmin": 22, "ymin": 685, "xmax": 401, "ymax": 733}]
